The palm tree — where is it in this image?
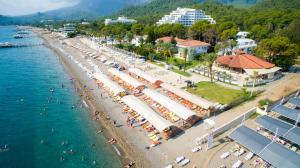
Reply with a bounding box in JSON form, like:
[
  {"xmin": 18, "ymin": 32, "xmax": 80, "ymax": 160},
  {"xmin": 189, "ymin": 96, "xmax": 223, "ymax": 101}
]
[
  {"xmin": 222, "ymin": 71, "xmax": 227, "ymax": 82},
  {"xmin": 250, "ymin": 71, "xmax": 259, "ymax": 96},
  {"xmin": 202, "ymin": 53, "xmax": 218, "ymax": 83},
  {"xmin": 227, "ymin": 74, "xmax": 233, "ymax": 84},
  {"xmin": 182, "ymin": 48, "xmax": 188, "ymax": 72},
  {"xmin": 144, "ymin": 43, "xmax": 155, "ymax": 61},
  {"xmin": 157, "ymin": 42, "xmax": 175, "ymax": 64}
]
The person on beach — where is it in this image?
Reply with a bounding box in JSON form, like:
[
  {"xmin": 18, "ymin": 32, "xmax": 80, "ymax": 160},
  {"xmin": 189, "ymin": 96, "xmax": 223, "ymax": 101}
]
[
  {"xmin": 126, "ymin": 116, "xmax": 130, "ymax": 127},
  {"xmin": 113, "ymin": 120, "xmax": 117, "ymax": 126}
]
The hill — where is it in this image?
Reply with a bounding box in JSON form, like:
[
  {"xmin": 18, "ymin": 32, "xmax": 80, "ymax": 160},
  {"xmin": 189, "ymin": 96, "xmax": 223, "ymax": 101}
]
[
  {"xmin": 110, "ymin": 0, "xmax": 261, "ymax": 24},
  {"xmin": 110, "ymin": 0, "xmax": 299, "ymax": 24},
  {"xmin": 0, "ymin": 0, "xmax": 148, "ymax": 25}
]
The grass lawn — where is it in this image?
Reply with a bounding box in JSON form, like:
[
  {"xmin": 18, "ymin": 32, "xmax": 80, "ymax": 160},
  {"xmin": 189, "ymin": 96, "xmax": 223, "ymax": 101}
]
[
  {"xmin": 149, "ymin": 61, "xmax": 164, "ymax": 67},
  {"xmin": 171, "ymin": 68, "xmax": 191, "ymax": 77},
  {"xmin": 186, "ymin": 81, "xmax": 251, "ymax": 104},
  {"xmin": 169, "ymin": 57, "xmax": 200, "ymax": 70},
  {"xmin": 248, "ymin": 112, "xmax": 260, "ymax": 119}
]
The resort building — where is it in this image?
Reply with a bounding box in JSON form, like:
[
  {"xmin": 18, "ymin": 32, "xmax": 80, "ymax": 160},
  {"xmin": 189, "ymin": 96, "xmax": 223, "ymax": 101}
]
[
  {"xmin": 213, "ymin": 51, "xmax": 281, "ymax": 86},
  {"xmin": 235, "ymin": 38, "xmax": 257, "ymax": 53},
  {"xmin": 156, "ymin": 8, "xmax": 216, "ymax": 26},
  {"xmin": 63, "ymin": 23, "xmax": 76, "ymax": 34},
  {"xmin": 157, "ymin": 37, "xmax": 210, "ymax": 61},
  {"xmin": 236, "ymin": 31, "xmax": 250, "ymax": 39},
  {"xmin": 104, "ymin": 16, "xmax": 137, "ymax": 25}
]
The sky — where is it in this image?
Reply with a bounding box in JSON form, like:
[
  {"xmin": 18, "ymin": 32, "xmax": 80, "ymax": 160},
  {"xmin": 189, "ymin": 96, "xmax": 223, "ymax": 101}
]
[{"xmin": 0, "ymin": 0, "xmax": 79, "ymax": 16}]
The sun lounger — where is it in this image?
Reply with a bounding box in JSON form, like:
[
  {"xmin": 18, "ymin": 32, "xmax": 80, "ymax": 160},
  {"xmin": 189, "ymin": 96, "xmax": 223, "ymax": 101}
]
[
  {"xmin": 165, "ymin": 165, "xmax": 173, "ymax": 168},
  {"xmin": 244, "ymin": 152, "xmax": 254, "ymax": 160},
  {"xmin": 175, "ymin": 156, "xmax": 185, "ymax": 163},
  {"xmin": 220, "ymin": 152, "xmax": 230, "ymax": 159},
  {"xmin": 232, "ymin": 160, "xmax": 242, "ymax": 168},
  {"xmin": 180, "ymin": 159, "xmax": 190, "ymax": 166},
  {"xmin": 234, "ymin": 148, "xmax": 245, "ymax": 156},
  {"xmin": 192, "ymin": 146, "xmax": 202, "ymax": 153}
]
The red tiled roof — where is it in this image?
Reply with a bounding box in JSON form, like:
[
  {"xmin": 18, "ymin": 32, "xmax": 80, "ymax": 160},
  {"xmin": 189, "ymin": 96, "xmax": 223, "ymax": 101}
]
[
  {"xmin": 157, "ymin": 36, "xmax": 210, "ymax": 47},
  {"xmin": 216, "ymin": 53, "xmax": 275, "ymax": 69}
]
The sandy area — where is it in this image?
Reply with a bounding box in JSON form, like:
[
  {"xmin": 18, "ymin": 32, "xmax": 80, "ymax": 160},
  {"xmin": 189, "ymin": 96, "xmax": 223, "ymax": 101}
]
[
  {"xmin": 33, "ymin": 29, "xmax": 154, "ymax": 168},
  {"xmin": 33, "ymin": 28, "xmax": 300, "ymax": 168}
]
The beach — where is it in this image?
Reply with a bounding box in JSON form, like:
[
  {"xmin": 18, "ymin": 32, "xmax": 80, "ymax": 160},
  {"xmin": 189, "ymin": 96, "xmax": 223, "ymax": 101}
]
[{"xmin": 33, "ymin": 28, "xmax": 155, "ymax": 168}]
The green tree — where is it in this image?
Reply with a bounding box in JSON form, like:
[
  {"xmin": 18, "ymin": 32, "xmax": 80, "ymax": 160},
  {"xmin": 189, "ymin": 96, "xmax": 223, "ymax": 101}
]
[
  {"xmin": 157, "ymin": 42, "xmax": 175, "ymax": 64},
  {"xmin": 182, "ymin": 48, "xmax": 188, "ymax": 72},
  {"xmin": 283, "ymin": 19, "xmax": 300, "ymax": 46},
  {"xmin": 200, "ymin": 53, "xmax": 218, "ymax": 82},
  {"xmin": 217, "ymin": 22, "xmax": 238, "ymax": 41},
  {"xmin": 131, "ymin": 23, "xmax": 145, "ymax": 36},
  {"xmin": 254, "ymin": 36, "xmax": 299, "ymax": 69},
  {"xmin": 189, "ymin": 20, "xmax": 211, "ymax": 41},
  {"xmin": 250, "ymin": 25, "xmax": 269, "ymax": 40}
]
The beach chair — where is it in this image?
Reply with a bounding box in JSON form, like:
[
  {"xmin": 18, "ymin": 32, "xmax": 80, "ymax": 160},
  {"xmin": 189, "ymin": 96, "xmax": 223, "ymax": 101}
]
[
  {"xmin": 164, "ymin": 165, "xmax": 173, "ymax": 168},
  {"xmin": 175, "ymin": 156, "xmax": 185, "ymax": 164},
  {"xmin": 180, "ymin": 159, "xmax": 190, "ymax": 166},
  {"xmin": 192, "ymin": 146, "xmax": 202, "ymax": 153},
  {"xmin": 232, "ymin": 160, "xmax": 242, "ymax": 168},
  {"xmin": 220, "ymin": 152, "xmax": 230, "ymax": 159},
  {"xmin": 244, "ymin": 152, "xmax": 254, "ymax": 160}
]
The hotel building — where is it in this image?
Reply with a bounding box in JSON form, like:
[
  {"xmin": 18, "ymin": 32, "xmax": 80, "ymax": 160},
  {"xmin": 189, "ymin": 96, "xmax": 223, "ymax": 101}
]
[{"xmin": 157, "ymin": 8, "xmax": 216, "ymax": 26}]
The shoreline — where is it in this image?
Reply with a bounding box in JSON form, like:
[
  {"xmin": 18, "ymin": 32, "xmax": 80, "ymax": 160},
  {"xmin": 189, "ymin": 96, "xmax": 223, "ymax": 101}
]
[{"xmin": 33, "ymin": 29, "xmax": 151, "ymax": 168}]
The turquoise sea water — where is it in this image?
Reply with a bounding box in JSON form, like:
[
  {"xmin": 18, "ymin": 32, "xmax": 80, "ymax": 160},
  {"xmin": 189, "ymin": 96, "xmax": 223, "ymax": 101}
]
[{"xmin": 0, "ymin": 26, "xmax": 121, "ymax": 168}]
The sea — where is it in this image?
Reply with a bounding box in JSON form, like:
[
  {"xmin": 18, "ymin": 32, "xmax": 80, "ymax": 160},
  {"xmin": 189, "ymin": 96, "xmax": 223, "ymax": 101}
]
[{"xmin": 0, "ymin": 26, "xmax": 121, "ymax": 168}]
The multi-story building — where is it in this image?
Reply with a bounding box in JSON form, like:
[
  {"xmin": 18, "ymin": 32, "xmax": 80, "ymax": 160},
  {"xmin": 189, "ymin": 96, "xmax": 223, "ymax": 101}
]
[
  {"xmin": 157, "ymin": 37, "xmax": 210, "ymax": 61},
  {"xmin": 105, "ymin": 16, "xmax": 137, "ymax": 25},
  {"xmin": 157, "ymin": 8, "xmax": 216, "ymax": 26},
  {"xmin": 63, "ymin": 23, "xmax": 76, "ymax": 34}
]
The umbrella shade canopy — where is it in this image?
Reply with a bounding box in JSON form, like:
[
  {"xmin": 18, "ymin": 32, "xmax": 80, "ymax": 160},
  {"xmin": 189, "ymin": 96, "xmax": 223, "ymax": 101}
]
[
  {"xmin": 142, "ymin": 89, "xmax": 197, "ymax": 120},
  {"xmin": 121, "ymin": 95, "xmax": 173, "ymax": 132},
  {"xmin": 108, "ymin": 68, "xmax": 144, "ymax": 89},
  {"xmin": 93, "ymin": 73, "xmax": 125, "ymax": 96}
]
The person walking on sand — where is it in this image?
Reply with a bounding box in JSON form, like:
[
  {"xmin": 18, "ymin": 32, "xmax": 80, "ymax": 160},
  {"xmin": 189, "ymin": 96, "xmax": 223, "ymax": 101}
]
[
  {"xmin": 113, "ymin": 120, "xmax": 117, "ymax": 126},
  {"xmin": 126, "ymin": 116, "xmax": 130, "ymax": 127}
]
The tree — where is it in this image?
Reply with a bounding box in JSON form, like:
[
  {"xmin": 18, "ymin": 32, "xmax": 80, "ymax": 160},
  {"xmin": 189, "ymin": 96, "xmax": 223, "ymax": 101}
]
[
  {"xmin": 125, "ymin": 31, "xmax": 134, "ymax": 43},
  {"xmin": 250, "ymin": 25, "xmax": 269, "ymax": 40},
  {"xmin": 283, "ymin": 19, "xmax": 300, "ymax": 46},
  {"xmin": 182, "ymin": 48, "xmax": 188, "ymax": 72},
  {"xmin": 217, "ymin": 22, "xmax": 238, "ymax": 41},
  {"xmin": 157, "ymin": 42, "xmax": 175, "ymax": 64},
  {"xmin": 144, "ymin": 26, "xmax": 156, "ymax": 44},
  {"xmin": 250, "ymin": 71, "xmax": 259, "ymax": 96},
  {"xmin": 254, "ymin": 36, "xmax": 299, "ymax": 70},
  {"xmin": 131, "ymin": 23, "xmax": 145, "ymax": 36},
  {"xmin": 189, "ymin": 20, "xmax": 211, "ymax": 41},
  {"xmin": 201, "ymin": 53, "xmax": 218, "ymax": 82},
  {"xmin": 143, "ymin": 43, "xmax": 155, "ymax": 61}
]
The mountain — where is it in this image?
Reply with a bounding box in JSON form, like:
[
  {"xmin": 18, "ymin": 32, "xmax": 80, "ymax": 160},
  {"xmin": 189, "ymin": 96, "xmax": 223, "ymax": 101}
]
[{"xmin": 0, "ymin": 0, "xmax": 149, "ymax": 25}]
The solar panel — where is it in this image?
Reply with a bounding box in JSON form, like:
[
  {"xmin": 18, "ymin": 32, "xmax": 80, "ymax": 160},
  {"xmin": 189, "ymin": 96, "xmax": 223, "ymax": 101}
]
[
  {"xmin": 229, "ymin": 126, "xmax": 300, "ymax": 168},
  {"xmin": 271, "ymin": 105, "xmax": 300, "ymax": 121},
  {"xmin": 289, "ymin": 97, "xmax": 300, "ymax": 107}
]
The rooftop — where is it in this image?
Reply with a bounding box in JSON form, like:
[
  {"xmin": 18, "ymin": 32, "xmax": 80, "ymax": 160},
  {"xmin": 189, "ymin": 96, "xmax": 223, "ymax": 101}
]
[
  {"xmin": 216, "ymin": 53, "xmax": 275, "ymax": 69},
  {"xmin": 157, "ymin": 37, "xmax": 210, "ymax": 47}
]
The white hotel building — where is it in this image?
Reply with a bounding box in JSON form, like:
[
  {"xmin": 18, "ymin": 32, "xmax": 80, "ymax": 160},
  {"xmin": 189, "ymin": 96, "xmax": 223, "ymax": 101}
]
[
  {"xmin": 157, "ymin": 8, "xmax": 216, "ymax": 26},
  {"xmin": 105, "ymin": 16, "xmax": 137, "ymax": 25}
]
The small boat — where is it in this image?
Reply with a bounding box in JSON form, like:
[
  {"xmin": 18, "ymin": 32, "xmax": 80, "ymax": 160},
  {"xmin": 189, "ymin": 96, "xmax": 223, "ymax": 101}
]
[
  {"xmin": 13, "ymin": 34, "xmax": 23, "ymax": 39},
  {"xmin": 0, "ymin": 42, "xmax": 14, "ymax": 48}
]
